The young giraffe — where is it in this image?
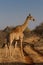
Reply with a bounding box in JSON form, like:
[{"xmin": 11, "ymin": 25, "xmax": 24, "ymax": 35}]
[{"xmin": 7, "ymin": 14, "xmax": 35, "ymax": 57}]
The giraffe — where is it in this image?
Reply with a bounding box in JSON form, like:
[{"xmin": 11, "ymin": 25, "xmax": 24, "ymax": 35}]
[
  {"xmin": 7, "ymin": 14, "xmax": 35, "ymax": 57},
  {"xmin": 9, "ymin": 30, "xmax": 24, "ymax": 57}
]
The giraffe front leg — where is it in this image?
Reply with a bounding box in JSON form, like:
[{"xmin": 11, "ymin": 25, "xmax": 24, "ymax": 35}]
[
  {"xmin": 15, "ymin": 41, "xmax": 18, "ymax": 48},
  {"xmin": 20, "ymin": 39, "xmax": 24, "ymax": 57}
]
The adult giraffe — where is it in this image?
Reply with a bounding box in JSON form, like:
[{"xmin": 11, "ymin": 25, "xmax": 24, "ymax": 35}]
[{"xmin": 7, "ymin": 14, "xmax": 35, "ymax": 57}]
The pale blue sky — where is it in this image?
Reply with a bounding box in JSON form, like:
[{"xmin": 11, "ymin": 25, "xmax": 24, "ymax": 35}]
[{"xmin": 0, "ymin": 0, "xmax": 43, "ymax": 30}]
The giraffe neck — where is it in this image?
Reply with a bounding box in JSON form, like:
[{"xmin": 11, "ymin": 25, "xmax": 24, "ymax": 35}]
[{"xmin": 21, "ymin": 17, "xmax": 30, "ymax": 32}]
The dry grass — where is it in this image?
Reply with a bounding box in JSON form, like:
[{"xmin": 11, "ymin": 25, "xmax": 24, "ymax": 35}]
[
  {"xmin": 24, "ymin": 45, "xmax": 43, "ymax": 63},
  {"xmin": 0, "ymin": 46, "xmax": 33, "ymax": 64}
]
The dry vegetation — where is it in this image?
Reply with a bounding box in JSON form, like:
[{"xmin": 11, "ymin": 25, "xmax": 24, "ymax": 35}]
[{"xmin": 0, "ymin": 23, "xmax": 43, "ymax": 64}]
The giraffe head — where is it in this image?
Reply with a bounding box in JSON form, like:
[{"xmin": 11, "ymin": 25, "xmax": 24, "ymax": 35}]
[{"xmin": 27, "ymin": 13, "xmax": 35, "ymax": 21}]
